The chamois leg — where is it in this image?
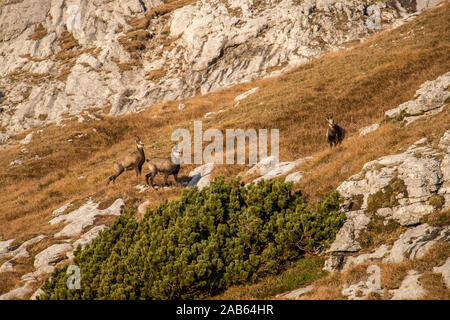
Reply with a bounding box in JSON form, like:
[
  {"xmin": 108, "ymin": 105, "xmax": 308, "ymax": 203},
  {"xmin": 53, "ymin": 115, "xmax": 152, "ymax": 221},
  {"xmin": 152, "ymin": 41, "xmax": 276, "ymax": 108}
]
[
  {"xmin": 145, "ymin": 171, "xmax": 158, "ymax": 189},
  {"xmin": 134, "ymin": 165, "xmax": 140, "ymax": 177},
  {"xmin": 173, "ymin": 173, "xmax": 179, "ymax": 186},
  {"xmin": 163, "ymin": 173, "xmax": 169, "ymax": 186},
  {"xmin": 107, "ymin": 164, "xmax": 124, "ymax": 185}
]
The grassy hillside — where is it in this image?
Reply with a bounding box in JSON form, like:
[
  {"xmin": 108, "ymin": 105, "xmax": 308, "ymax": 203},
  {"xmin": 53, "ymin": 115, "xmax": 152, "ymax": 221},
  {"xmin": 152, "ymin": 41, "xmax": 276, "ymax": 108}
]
[{"xmin": 0, "ymin": 3, "xmax": 449, "ymax": 297}]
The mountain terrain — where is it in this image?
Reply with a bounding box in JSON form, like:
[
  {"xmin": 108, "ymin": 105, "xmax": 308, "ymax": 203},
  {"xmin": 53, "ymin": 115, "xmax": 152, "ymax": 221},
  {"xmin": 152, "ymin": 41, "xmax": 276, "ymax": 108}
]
[{"xmin": 0, "ymin": 0, "xmax": 449, "ymax": 299}]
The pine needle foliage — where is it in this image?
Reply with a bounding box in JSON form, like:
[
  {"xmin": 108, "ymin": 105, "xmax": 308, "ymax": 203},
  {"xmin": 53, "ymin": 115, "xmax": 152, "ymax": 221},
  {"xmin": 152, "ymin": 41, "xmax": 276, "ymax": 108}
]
[{"xmin": 40, "ymin": 177, "xmax": 345, "ymax": 299}]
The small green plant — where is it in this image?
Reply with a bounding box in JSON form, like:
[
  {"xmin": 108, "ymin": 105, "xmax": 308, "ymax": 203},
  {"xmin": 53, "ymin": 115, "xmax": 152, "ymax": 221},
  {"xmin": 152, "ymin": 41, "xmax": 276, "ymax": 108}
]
[
  {"xmin": 428, "ymin": 194, "xmax": 445, "ymax": 210},
  {"xmin": 40, "ymin": 177, "xmax": 345, "ymax": 300},
  {"xmin": 366, "ymin": 177, "xmax": 407, "ymax": 213}
]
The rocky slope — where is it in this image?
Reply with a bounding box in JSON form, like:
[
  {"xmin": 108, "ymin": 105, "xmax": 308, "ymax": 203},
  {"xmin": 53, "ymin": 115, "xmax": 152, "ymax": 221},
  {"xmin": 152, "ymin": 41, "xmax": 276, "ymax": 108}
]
[
  {"xmin": 1, "ymin": 68, "xmax": 448, "ymax": 300},
  {"xmin": 0, "ymin": 0, "xmax": 441, "ymax": 140},
  {"xmin": 276, "ymin": 78, "xmax": 450, "ymax": 299}
]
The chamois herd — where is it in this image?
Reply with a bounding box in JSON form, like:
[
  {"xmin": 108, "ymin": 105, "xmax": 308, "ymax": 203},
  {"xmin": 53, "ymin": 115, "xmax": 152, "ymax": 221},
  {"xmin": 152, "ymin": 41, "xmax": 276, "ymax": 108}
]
[{"xmin": 106, "ymin": 115, "xmax": 345, "ymax": 188}]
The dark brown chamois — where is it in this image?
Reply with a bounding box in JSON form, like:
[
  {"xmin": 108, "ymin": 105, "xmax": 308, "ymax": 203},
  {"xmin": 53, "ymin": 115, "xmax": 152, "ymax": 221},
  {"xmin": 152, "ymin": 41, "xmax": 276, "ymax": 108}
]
[
  {"xmin": 106, "ymin": 137, "xmax": 145, "ymax": 185},
  {"xmin": 326, "ymin": 114, "xmax": 345, "ymax": 148},
  {"xmin": 145, "ymin": 146, "xmax": 182, "ymax": 188}
]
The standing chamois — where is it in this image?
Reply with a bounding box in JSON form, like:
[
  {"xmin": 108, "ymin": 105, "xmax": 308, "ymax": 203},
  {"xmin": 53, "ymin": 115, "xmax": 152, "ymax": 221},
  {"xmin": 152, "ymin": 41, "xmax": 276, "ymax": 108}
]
[
  {"xmin": 106, "ymin": 137, "xmax": 145, "ymax": 185},
  {"xmin": 326, "ymin": 114, "xmax": 345, "ymax": 148},
  {"xmin": 145, "ymin": 146, "xmax": 182, "ymax": 188}
]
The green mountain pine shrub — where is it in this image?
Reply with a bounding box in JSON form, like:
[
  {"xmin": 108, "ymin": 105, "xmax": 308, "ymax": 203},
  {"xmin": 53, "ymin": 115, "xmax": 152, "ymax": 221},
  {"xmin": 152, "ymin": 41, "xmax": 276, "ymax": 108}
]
[{"xmin": 40, "ymin": 177, "xmax": 345, "ymax": 299}]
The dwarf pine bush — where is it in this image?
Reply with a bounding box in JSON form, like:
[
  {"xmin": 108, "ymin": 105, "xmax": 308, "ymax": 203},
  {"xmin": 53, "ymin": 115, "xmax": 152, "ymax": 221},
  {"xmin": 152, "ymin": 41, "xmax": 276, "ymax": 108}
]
[{"xmin": 40, "ymin": 177, "xmax": 345, "ymax": 300}]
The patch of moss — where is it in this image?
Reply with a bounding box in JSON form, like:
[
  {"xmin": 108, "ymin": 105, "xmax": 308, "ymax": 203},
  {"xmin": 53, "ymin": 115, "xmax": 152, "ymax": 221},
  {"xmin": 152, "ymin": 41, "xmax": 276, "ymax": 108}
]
[
  {"xmin": 422, "ymin": 209, "xmax": 450, "ymax": 227},
  {"xmin": 348, "ymin": 194, "xmax": 364, "ymax": 211},
  {"xmin": 428, "ymin": 194, "xmax": 445, "ymax": 210},
  {"xmin": 366, "ymin": 177, "xmax": 407, "ymax": 213},
  {"xmin": 358, "ymin": 216, "xmax": 403, "ymax": 250}
]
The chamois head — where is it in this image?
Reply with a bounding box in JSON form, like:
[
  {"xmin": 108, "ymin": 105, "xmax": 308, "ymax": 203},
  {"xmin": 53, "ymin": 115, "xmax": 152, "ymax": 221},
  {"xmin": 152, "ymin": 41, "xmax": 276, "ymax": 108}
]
[
  {"xmin": 171, "ymin": 145, "xmax": 183, "ymax": 164},
  {"xmin": 135, "ymin": 136, "xmax": 144, "ymax": 149},
  {"xmin": 325, "ymin": 114, "xmax": 335, "ymax": 127}
]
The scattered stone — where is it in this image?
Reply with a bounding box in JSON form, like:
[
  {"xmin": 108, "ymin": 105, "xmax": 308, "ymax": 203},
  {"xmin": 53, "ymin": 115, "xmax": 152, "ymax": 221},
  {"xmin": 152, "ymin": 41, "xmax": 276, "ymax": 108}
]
[
  {"xmin": 33, "ymin": 243, "xmax": 73, "ymax": 274},
  {"xmin": 52, "ymin": 203, "xmax": 72, "ymax": 217},
  {"xmin": 0, "ymin": 235, "xmax": 46, "ymax": 261},
  {"xmin": 9, "ymin": 159, "xmax": 23, "ymax": 166},
  {"xmin": 178, "ymin": 103, "xmax": 185, "ymax": 110},
  {"xmin": 285, "ymin": 171, "xmax": 304, "ymax": 184},
  {"xmin": 359, "ymin": 123, "xmax": 380, "ymax": 136},
  {"xmin": 0, "ymin": 261, "xmax": 14, "ymax": 273},
  {"xmin": 136, "ymin": 184, "xmax": 149, "ymax": 193},
  {"xmin": 247, "ymin": 156, "xmax": 312, "ymax": 184},
  {"xmin": 0, "ymin": 281, "xmax": 35, "ymax": 300},
  {"xmin": 30, "ymin": 288, "xmax": 45, "ymax": 300},
  {"xmin": 188, "ymin": 163, "xmax": 214, "ymax": 190},
  {"xmin": 234, "ymin": 87, "xmax": 259, "ymax": 103},
  {"xmin": 71, "ymin": 225, "xmax": 106, "ymax": 252},
  {"xmin": 328, "ymin": 211, "xmax": 370, "ymax": 253},
  {"xmin": 433, "ymin": 258, "xmax": 450, "ymax": 289},
  {"xmin": 342, "ymin": 265, "xmax": 383, "ymax": 300},
  {"xmin": 385, "ymin": 72, "xmax": 450, "ymax": 125},
  {"xmin": 385, "ymin": 224, "xmax": 449, "ymax": 263},
  {"xmin": 390, "ymin": 270, "xmax": 425, "ymax": 300},
  {"xmin": 19, "ymin": 133, "xmax": 33, "ymax": 145},
  {"xmin": 49, "ymin": 199, "xmax": 124, "ymax": 238},
  {"xmin": 277, "ymin": 285, "xmax": 313, "ymax": 299},
  {"xmin": 343, "ymin": 245, "xmax": 390, "ymax": 271},
  {"xmin": 138, "ymin": 200, "xmax": 151, "ymax": 215}
]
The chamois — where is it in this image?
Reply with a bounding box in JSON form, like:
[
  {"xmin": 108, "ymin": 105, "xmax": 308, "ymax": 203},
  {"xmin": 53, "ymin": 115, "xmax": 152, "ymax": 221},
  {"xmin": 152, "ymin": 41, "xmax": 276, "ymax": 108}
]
[
  {"xmin": 145, "ymin": 146, "xmax": 182, "ymax": 188},
  {"xmin": 326, "ymin": 114, "xmax": 345, "ymax": 148},
  {"xmin": 106, "ymin": 137, "xmax": 145, "ymax": 185}
]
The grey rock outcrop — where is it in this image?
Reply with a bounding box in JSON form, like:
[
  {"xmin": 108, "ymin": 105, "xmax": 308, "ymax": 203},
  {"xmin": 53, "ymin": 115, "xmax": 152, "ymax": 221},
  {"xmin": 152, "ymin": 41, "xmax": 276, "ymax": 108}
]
[
  {"xmin": 0, "ymin": 0, "xmax": 438, "ymax": 139},
  {"xmin": 386, "ymin": 224, "xmax": 449, "ymax": 263},
  {"xmin": 390, "ymin": 270, "xmax": 425, "ymax": 300},
  {"xmin": 433, "ymin": 258, "xmax": 450, "ymax": 289},
  {"xmin": 49, "ymin": 198, "xmax": 124, "ymax": 238},
  {"xmin": 325, "ymin": 128, "xmax": 450, "ymax": 275},
  {"xmin": 187, "ymin": 162, "xmax": 215, "ymax": 189},
  {"xmin": 385, "ymin": 72, "xmax": 450, "ymax": 125}
]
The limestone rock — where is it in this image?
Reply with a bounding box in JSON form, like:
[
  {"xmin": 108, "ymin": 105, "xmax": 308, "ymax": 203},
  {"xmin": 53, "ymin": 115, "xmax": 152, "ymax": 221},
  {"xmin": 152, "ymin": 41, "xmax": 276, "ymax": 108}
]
[
  {"xmin": 33, "ymin": 243, "xmax": 73, "ymax": 274},
  {"xmin": 0, "ymin": 261, "xmax": 14, "ymax": 273},
  {"xmin": 385, "ymin": 224, "xmax": 450, "ymax": 263},
  {"xmin": 0, "ymin": 281, "xmax": 35, "ymax": 300},
  {"xmin": 49, "ymin": 198, "xmax": 124, "ymax": 238},
  {"xmin": 390, "ymin": 270, "xmax": 425, "ymax": 300},
  {"xmin": 188, "ymin": 163, "xmax": 215, "ymax": 189},
  {"xmin": 433, "ymin": 258, "xmax": 450, "ymax": 289},
  {"xmin": 277, "ymin": 285, "xmax": 314, "ymax": 299},
  {"xmin": 247, "ymin": 156, "xmax": 312, "ymax": 183},
  {"xmin": 391, "ymin": 202, "xmax": 434, "ymax": 226},
  {"xmin": 0, "ymin": 0, "xmax": 429, "ymax": 137},
  {"xmin": 359, "ymin": 123, "xmax": 380, "ymax": 136},
  {"xmin": 342, "ymin": 265, "xmax": 383, "ymax": 300},
  {"xmin": 72, "ymin": 225, "xmax": 106, "ymax": 251},
  {"xmin": 385, "ymin": 72, "xmax": 450, "ymax": 124},
  {"xmin": 328, "ymin": 211, "xmax": 370, "ymax": 253},
  {"xmin": 138, "ymin": 200, "xmax": 151, "ymax": 215},
  {"xmin": 0, "ymin": 235, "xmax": 46, "ymax": 261},
  {"xmin": 343, "ymin": 245, "xmax": 390, "ymax": 271},
  {"xmin": 285, "ymin": 171, "xmax": 304, "ymax": 184},
  {"xmin": 52, "ymin": 202, "xmax": 72, "ymax": 217},
  {"xmin": 30, "ymin": 288, "xmax": 45, "ymax": 300}
]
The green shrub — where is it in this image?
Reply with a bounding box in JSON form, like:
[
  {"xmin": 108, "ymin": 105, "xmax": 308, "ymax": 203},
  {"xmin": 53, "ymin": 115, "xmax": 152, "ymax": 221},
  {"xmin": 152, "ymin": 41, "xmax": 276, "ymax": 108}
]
[{"xmin": 40, "ymin": 177, "xmax": 345, "ymax": 300}]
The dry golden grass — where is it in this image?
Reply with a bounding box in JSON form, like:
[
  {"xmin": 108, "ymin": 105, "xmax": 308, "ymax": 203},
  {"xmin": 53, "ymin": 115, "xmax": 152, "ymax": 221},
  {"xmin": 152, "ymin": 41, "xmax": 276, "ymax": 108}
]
[
  {"xmin": 28, "ymin": 23, "xmax": 47, "ymax": 41},
  {"xmin": 0, "ymin": 3, "xmax": 448, "ymax": 297}
]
